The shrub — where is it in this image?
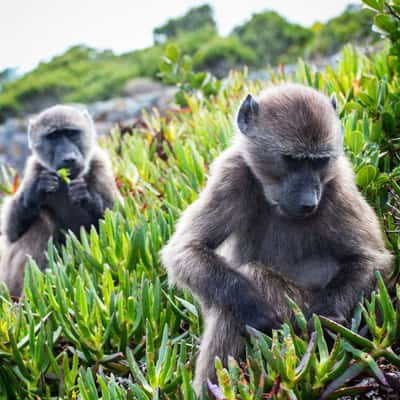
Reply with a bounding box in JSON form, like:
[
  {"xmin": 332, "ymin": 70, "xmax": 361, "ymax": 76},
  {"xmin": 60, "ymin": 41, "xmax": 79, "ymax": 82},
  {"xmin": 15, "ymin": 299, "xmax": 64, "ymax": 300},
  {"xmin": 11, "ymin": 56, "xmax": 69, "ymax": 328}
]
[
  {"xmin": 153, "ymin": 4, "xmax": 217, "ymax": 44},
  {"xmin": 194, "ymin": 36, "xmax": 256, "ymax": 77},
  {"xmin": 307, "ymin": 4, "xmax": 379, "ymax": 57},
  {"xmin": 159, "ymin": 44, "xmax": 221, "ymax": 107},
  {"xmin": 0, "ymin": 46, "xmax": 140, "ymax": 120},
  {"xmin": 232, "ymin": 11, "xmax": 314, "ymax": 67}
]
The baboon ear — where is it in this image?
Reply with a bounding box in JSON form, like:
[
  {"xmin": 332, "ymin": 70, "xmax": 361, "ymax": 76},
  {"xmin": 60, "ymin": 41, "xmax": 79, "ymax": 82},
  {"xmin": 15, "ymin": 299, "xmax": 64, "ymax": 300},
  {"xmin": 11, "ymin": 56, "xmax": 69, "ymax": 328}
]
[
  {"xmin": 81, "ymin": 108, "xmax": 97, "ymax": 136},
  {"xmin": 330, "ymin": 92, "xmax": 338, "ymax": 111},
  {"xmin": 27, "ymin": 118, "xmax": 36, "ymax": 149},
  {"xmin": 237, "ymin": 94, "xmax": 259, "ymax": 135},
  {"xmin": 81, "ymin": 108, "xmax": 92, "ymax": 121}
]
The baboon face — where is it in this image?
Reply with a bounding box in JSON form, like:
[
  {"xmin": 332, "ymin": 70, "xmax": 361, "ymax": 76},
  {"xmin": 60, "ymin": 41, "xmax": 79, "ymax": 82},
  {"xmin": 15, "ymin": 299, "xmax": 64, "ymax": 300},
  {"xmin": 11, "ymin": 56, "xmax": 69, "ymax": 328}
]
[
  {"xmin": 275, "ymin": 154, "xmax": 330, "ymax": 219},
  {"xmin": 28, "ymin": 105, "xmax": 96, "ymax": 178},
  {"xmin": 237, "ymin": 84, "xmax": 342, "ymax": 219}
]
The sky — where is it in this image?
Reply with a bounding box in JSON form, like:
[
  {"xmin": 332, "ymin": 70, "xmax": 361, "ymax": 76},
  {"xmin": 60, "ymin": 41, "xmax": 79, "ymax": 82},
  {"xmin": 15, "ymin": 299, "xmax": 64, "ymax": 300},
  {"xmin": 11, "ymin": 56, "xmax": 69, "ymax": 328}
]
[{"xmin": 1, "ymin": 0, "xmax": 356, "ymax": 73}]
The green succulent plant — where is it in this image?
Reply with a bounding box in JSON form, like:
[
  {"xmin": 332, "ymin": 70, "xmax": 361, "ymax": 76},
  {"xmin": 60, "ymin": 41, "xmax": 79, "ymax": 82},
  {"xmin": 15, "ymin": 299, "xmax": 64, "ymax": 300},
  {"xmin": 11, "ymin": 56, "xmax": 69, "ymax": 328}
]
[{"xmin": 1, "ymin": 34, "xmax": 400, "ymax": 398}]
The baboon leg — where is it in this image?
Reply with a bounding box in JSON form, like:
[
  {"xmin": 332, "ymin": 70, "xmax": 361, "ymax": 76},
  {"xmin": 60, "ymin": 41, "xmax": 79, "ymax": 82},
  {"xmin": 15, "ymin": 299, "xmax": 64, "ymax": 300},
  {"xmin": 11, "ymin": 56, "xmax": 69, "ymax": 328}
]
[
  {"xmin": 193, "ymin": 264, "xmax": 311, "ymax": 395},
  {"xmin": 0, "ymin": 240, "xmax": 27, "ymax": 296},
  {"xmin": 193, "ymin": 307, "xmax": 244, "ymax": 395},
  {"xmin": 0, "ymin": 217, "xmax": 53, "ymax": 296}
]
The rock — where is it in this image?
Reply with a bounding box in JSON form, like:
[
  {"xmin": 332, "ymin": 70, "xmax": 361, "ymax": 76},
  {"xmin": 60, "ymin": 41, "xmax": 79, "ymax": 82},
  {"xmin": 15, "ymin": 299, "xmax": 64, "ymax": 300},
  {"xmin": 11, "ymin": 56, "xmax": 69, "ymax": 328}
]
[
  {"xmin": 121, "ymin": 78, "xmax": 165, "ymax": 97},
  {"xmin": 86, "ymin": 85, "xmax": 176, "ymax": 135},
  {"xmin": 155, "ymin": 87, "xmax": 177, "ymax": 112},
  {"xmin": 0, "ymin": 118, "xmax": 30, "ymax": 173}
]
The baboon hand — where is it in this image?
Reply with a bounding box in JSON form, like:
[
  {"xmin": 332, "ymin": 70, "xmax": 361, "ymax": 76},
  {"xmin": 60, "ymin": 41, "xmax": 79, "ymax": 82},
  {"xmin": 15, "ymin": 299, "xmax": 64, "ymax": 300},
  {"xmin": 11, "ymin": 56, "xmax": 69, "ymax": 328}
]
[
  {"xmin": 307, "ymin": 303, "xmax": 347, "ymax": 331},
  {"xmin": 237, "ymin": 295, "xmax": 279, "ymax": 333},
  {"xmin": 68, "ymin": 178, "xmax": 90, "ymax": 205},
  {"xmin": 24, "ymin": 170, "xmax": 59, "ymax": 207},
  {"xmin": 38, "ymin": 170, "xmax": 59, "ymax": 195}
]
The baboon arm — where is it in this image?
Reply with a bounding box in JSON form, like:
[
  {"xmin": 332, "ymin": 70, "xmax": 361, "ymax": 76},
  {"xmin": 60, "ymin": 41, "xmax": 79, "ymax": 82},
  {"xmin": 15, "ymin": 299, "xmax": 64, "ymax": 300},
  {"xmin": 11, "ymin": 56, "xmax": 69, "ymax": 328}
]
[
  {"xmin": 1, "ymin": 158, "xmax": 42, "ymax": 242},
  {"xmin": 309, "ymin": 251, "xmax": 391, "ymax": 321},
  {"xmin": 2, "ymin": 195, "xmax": 40, "ymax": 242},
  {"xmin": 85, "ymin": 148, "xmax": 121, "ymax": 217},
  {"xmin": 83, "ymin": 190, "xmax": 107, "ymax": 219},
  {"xmin": 162, "ymin": 151, "xmax": 266, "ymax": 315},
  {"xmin": 310, "ymin": 179, "xmax": 394, "ymax": 321}
]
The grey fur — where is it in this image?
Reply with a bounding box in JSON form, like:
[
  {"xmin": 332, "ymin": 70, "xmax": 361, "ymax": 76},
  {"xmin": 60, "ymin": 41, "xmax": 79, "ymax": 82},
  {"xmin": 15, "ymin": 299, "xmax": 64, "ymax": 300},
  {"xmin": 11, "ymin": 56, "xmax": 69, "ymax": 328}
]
[
  {"xmin": 237, "ymin": 93, "xmax": 259, "ymax": 135},
  {"xmin": 161, "ymin": 83, "xmax": 392, "ymax": 394},
  {"xmin": 0, "ymin": 105, "xmax": 121, "ymax": 296},
  {"xmin": 330, "ymin": 92, "xmax": 338, "ymax": 111}
]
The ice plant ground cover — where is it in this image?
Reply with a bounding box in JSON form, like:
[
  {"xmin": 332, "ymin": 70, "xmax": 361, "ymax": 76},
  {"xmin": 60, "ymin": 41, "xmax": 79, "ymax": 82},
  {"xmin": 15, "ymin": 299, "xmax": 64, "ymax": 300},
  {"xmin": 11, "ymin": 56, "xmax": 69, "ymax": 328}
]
[{"xmin": 2, "ymin": 14, "xmax": 400, "ymax": 398}]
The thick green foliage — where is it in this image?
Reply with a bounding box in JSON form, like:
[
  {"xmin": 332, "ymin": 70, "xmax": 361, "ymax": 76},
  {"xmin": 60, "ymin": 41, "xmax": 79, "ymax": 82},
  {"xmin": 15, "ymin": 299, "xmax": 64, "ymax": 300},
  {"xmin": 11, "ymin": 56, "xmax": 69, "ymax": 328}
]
[
  {"xmin": 308, "ymin": 5, "xmax": 379, "ymax": 57},
  {"xmin": 0, "ymin": 4, "xmax": 380, "ymax": 122},
  {"xmin": 159, "ymin": 44, "xmax": 221, "ymax": 107},
  {"xmin": 194, "ymin": 36, "xmax": 256, "ymax": 78},
  {"xmin": 361, "ymin": 0, "xmax": 400, "ymax": 74},
  {"xmin": 153, "ymin": 4, "xmax": 217, "ymax": 44},
  {"xmin": 232, "ymin": 11, "xmax": 314, "ymax": 66},
  {"xmin": 0, "ymin": 46, "xmax": 141, "ymax": 122},
  {"xmin": 1, "ymin": 42, "xmax": 400, "ymax": 398}
]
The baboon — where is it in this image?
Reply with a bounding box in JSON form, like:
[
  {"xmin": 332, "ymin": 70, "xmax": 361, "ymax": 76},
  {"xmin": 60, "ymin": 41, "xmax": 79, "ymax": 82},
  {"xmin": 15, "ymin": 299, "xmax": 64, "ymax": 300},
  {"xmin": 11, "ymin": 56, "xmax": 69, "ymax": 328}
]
[
  {"xmin": 0, "ymin": 105, "xmax": 121, "ymax": 296},
  {"xmin": 161, "ymin": 84, "xmax": 392, "ymax": 393}
]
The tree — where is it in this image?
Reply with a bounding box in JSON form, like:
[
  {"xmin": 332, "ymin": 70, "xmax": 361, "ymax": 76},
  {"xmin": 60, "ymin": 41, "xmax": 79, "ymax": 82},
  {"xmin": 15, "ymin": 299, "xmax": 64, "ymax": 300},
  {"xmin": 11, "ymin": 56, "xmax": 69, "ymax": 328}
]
[
  {"xmin": 308, "ymin": 4, "xmax": 378, "ymax": 57},
  {"xmin": 232, "ymin": 11, "xmax": 313, "ymax": 67},
  {"xmin": 195, "ymin": 36, "xmax": 256, "ymax": 77},
  {"xmin": 153, "ymin": 4, "xmax": 217, "ymax": 44}
]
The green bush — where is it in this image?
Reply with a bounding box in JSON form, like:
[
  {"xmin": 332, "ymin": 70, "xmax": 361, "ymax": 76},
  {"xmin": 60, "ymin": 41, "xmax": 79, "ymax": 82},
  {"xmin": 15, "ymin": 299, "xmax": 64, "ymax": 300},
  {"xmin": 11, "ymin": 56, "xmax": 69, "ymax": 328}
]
[
  {"xmin": 153, "ymin": 4, "xmax": 217, "ymax": 44},
  {"xmin": 173, "ymin": 26, "xmax": 218, "ymax": 56},
  {"xmin": 0, "ymin": 46, "xmax": 140, "ymax": 120},
  {"xmin": 361, "ymin": 0, "xmax": 400, "ymax": 73},
  {"xmin": 159, "ymin": 44, "xmax": 221, "ymax": 107},
  {"xmin": 232, "ymin": 11, "xmax": 314, "ymax": 66},
  {"xmin": 194, "ymin": 36, "xmax": 256, "ymax": 77},
  {"xmin": 123, "ymin": 46, "xmax": 165, "ymax": 79},
  {"xmin": 307, "ymin": 4, "xmax": 379, "ymax": 57}
]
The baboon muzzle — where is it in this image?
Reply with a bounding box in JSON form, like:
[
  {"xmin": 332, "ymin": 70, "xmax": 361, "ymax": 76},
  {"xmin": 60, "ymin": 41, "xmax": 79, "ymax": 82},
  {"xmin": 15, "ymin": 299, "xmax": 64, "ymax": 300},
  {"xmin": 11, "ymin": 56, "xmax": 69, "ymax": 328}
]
[{"xmin": 281, "ymin": 172, "xmax": 321, "ymax": 219}]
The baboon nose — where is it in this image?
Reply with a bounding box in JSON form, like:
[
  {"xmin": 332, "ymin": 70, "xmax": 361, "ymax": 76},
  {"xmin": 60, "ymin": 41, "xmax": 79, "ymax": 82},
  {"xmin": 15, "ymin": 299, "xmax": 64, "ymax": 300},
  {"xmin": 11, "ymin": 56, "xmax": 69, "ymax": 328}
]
[
  {"xmin": 62, "ymin": 154, "xmax": 77, "ymax": 167},
  {"xmin": 300, "ymin": 203, "xmax": 317, "ymax": 214},
  {"xmin": 299, "ymin": 192, "xmax": 319, "ymax": 215}
]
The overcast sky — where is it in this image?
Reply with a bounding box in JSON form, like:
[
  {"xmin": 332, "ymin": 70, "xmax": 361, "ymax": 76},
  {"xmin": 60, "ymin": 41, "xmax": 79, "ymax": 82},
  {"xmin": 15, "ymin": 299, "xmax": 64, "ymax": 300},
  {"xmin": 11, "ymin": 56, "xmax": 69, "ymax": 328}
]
[{"xmin": 1, "ymin": 0, "xmax": 356, "ymax": 73}]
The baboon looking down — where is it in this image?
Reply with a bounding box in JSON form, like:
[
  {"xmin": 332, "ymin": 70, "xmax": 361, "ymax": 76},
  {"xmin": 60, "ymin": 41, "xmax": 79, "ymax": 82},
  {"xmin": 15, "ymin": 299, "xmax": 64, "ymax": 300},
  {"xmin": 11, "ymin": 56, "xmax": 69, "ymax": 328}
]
[
  {"xmin": 0, "ymin": 105, "xmax": 120, "ymax": 296},
  {"xmin": 161, "ymin": 84, "xmax": 392, "ymax": 393}
]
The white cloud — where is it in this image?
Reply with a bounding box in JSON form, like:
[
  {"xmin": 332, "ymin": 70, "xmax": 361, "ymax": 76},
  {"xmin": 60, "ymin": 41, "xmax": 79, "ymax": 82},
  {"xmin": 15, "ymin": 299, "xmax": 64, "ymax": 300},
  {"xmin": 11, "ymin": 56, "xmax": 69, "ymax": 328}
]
[{"xmin": 0, "ymin": 0, "xmax": 356, "ymax": 72}]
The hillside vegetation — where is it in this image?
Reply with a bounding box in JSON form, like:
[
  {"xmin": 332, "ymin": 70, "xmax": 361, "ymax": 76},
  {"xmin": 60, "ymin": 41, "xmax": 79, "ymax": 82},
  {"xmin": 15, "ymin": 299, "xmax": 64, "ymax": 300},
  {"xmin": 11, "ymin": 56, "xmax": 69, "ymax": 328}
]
[
  {"xmin": 0, "ymin": 4, "xmax": 378, "ymax": 122},
  {"xmin": 1, "ymin": 0, "xmax": 400, "ymax": 398}
]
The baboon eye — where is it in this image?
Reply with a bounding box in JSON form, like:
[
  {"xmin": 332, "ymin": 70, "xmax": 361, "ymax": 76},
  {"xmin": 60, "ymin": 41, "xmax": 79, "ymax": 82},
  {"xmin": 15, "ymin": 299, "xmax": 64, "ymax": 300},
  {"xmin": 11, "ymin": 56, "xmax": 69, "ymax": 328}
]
[
  {"xmin": 47, "ymin": 131, "xmax": 62, "ymax": 140},
  {"xmin": 282, "ymin": 154, "xmax": 301, "ymax": 168},
  {"xmin": 68, "ymin": 129, "xmax": 80, "ymax": 137},
  {"xmin": 311, "ymin": 157, "xmax": 330, "ymax": 169},
  {"xmin": 68, "ymin": 130, "xmax": 81, "ymax": 143},
  {"xmin": 283, "ymin": 155, "xmax": 330, "ymax": 170}
]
